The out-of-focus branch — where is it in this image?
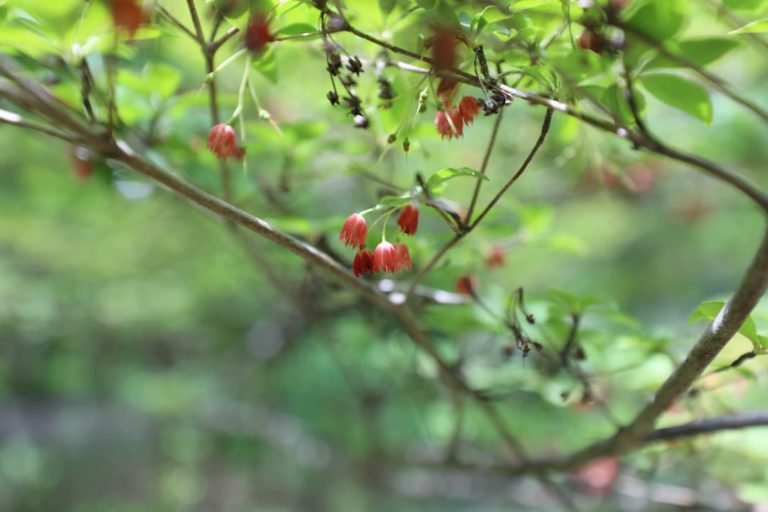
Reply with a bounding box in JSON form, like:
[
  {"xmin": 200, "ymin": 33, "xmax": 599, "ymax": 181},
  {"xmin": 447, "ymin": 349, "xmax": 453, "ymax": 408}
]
[
  {"xmin": 647, "ymin": 411, "xmax": 768, "ymax": 442},
  {"xmin": 620, "ymin": 23, "xmax": 768, "ymax": 124}
]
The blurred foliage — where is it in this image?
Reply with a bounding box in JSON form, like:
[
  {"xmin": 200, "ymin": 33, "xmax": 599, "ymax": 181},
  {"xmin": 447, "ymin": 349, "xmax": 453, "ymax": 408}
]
[{"xmin": 1, "ymin": 0, "xmax": 768, "ymax": 510}]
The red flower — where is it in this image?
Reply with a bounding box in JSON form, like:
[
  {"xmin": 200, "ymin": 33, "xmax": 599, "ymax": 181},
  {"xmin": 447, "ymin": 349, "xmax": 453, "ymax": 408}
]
[
  {"xmin": 436, "ymin": 78, "xmax": 458, "ymax": 101},
  {"xmin": 486, "ymin": 245, "xmax": 505, "ymax": 268},
  {"xmin": 456, "ymin": 274, "xmax": 476, "ymax": 296},
  {"xmin": 111, "ymin": 0, "xmax": 143, "ymax": 37},
  {"xmin": 396, "ymin": 243, "xmax": 412, "ymax": 271},
  {"xmin": 459, "ymin": 96, "xmax": 480, "ymax": 125},
  {"xmin": 245, "ymin": 13, "xmax": 273, "ymax": 53},
  {"xmin": 574, "ymin": 457, "xmax": 621, "ymax": 495},
  {"xmin": 206, "ymin": 124, "xmax": 241, "ymax": 159},
  {"xmin": 435, "ymin": 109, "xmax": 463, "ymax": 139},
  {"xmin": 450, "ymin": 109, "xmax": 464, "ymax": 137},
  {"xmin": 373, "ymin": 241, "xmax": 400, "ymax": 273},
  {"xmin": 430, "ymin": 26, "xmax": 461, "ymax": 70},
  {"xmin": 352, "ymin": 250, "xmax": 374, "ymax": 277},
  {"xmin": 339, "ymin": 213, "xmax": 368, "ymax": 249},
  {"xmin": 397, "ymin": 205, "xmax": 419, "ymax": 235}
]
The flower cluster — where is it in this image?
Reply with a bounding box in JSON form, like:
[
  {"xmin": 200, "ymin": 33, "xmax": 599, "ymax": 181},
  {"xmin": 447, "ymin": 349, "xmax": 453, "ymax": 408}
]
[
  {"xmin": 339, "ymin": 205, "xmax": 419, "ymax": 278},
  {"xmin": 206, "ymin": 124, "xmax": 245, "ymax": 160},
  {"xmin": 434, "ymin": 79, "xmax": 480, "ymax": 140}
]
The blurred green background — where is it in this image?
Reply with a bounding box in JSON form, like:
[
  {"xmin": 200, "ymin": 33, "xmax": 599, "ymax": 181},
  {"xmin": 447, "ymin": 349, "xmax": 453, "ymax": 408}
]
[{"xmin": 2, "ymin": 0, "xmax": 768, "ymax": 510}]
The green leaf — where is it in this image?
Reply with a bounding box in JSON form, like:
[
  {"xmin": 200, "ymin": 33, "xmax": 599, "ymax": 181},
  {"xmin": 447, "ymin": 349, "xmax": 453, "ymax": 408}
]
[
  {"xmin": 623, "ymin": 0, "xmax": 688, "ymax": 42},
  {"xmin": 688, "ymin": 300, "xmax": 726, "ymax": 323},
  {"xmin": 275, "ymin": 22, "xmax": 317, "ymax": 36},
  {"xmin": 640, "ymin": 73, "xmax": 712, "ymax": 123},
  {"xmin": 378, "ymin": 0, "xmax": 397, "ymax": 15},
  {"xmin": 548, "ymin": 289, "xmax": 607, "ymax": 314},
  {"xmin": 600, "ymin": 84, "xmax": 646, "ymax": 126},
  {"xmin": 143, "ymin": 63, "xmax": 181, "ymax": 99},
  {"xmin": 510, "ymin": 0, "xmax": 558, "ymax": 12},
  {"xmin": 729, "ymin": 18, "xmax": 768, "ymax": 34},
  {"xmin": 251, "ymin": 46, "xmax": 278, "ymax": 83},
  {"xmin": 377, "ymin": 194, "xmax": 412, "ymax": 208},
  {"xmin": 645, "ymin": 38, "xmax": 742, "ymax": 69},
  {"xmin": 723, "ymin": 0, "xmax": 767, "ymax": 11},
  {"xmin": 689, "ymin": 301, "xmax": 767, "ymax": 352},
  {"xmin": 425, "ymin": 167, "xmax": 488, "ymax": 192}
]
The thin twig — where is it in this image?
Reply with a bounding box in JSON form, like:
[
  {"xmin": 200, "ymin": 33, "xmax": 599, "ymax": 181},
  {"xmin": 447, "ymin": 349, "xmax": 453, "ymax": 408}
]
[
  {"xmin": 647, "ymin": 411, "xmax": 768, "ymax": 442},
  {"xmin": 466, "ymin": 109, "xmax": 504, "ymax": 224},
  {"xmin": 471, "ymin": 108, "xmax": 554, "ymax": 229},
  {"xmin": 157, "ymin": 5, "xmax": 197, "ymax": 40}
]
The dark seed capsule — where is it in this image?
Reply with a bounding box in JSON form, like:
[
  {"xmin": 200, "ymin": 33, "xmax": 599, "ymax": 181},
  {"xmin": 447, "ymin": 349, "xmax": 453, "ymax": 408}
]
[{"xmin": 346, "ymin": 56, "xmax": 363, "ymax": 75}]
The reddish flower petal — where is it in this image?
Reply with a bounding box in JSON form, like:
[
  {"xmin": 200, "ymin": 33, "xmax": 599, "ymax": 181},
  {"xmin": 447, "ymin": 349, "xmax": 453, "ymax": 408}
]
[
  {"xmin": 339, "ymin": 213, "xmax": 368, "ymax": 250},
  {"xmin": 111, "ymin": 0, "xmax": 143, "ymax": 37},
  {"xmin": 436, "ymin": 78, "xmax": 458, "ymax": 100},
  {"xmin": 449, "ymin": 108, "xmax": 464, "ymax": 138},
  {"xmin": 459, "ymin": 96, "xmax": 480, "ymax": 125},
  {"xmin": 396, "ymin": 244, "xmax": 412, "ymax": 271},
  {"xmin": 435, "ymin": 109, "xmax": 463, "ymax": 139},
  {"xmin": 373, "ymin": 241, "xmax": 399, "ymax": 273},
  {"xmin": 206, "ymin": 124, "xmax": 239, "ymax": 159},
  {"xmin": 352, "ymin": 250, "xmax": 374, "ymax": 277},
  {"xmin": 574, "ymin": 457, "xmax": 621, "ymax": 495},
  {"xmin": 486, "ymin": 245, "xmax": 505, "ymax": 268},
  {"xmin": 245, "ymin": 13, "xmax": 273, "ymax": 53},
  {"xmin": 430, "ymin": 26, "xmax": 461, "ymax": 70},
  {"xmin": 397, "ymin": 205, "xmax": 419, "ymax": 235},
  {"xmin": 456, "ymin": 274, "xmax": 476, "ymax": 296}
]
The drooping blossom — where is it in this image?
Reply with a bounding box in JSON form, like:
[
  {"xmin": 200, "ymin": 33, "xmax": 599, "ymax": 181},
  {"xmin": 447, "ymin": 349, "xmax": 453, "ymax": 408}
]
[
  {"xmin": 207, "ymin": 124, "xmax": 243, "ymax": 160},
  {"xmin": 459, "ymin": 96, "xmax": 480, "ymax": 125},
  {"xmin": 430, "ymin": 26, "xmax": 461, "ymax": 70},
  {"xmin": 435, "ymin": 109, "xmax": 463, "ymax": 139},
  {"xmin": 455, "ymin": 274, "xmax": 476, "ymax": 296},
  {"xmin": 373, "ymin": 241, "xmax": 406, "ymax": 273},
  {"xmin": 352, "ymin": 250, "xmax": 374, "ymax": 277},
  {"xmin": 339, "ymin": 213, "xmax": 368, "ymax": 250},
  {"xmin": 245, "ymin": 12, "xmax": 273, "ymax": 53},
  {"xmin": 486, "ymin": 245, "xmax": 505, "ymax": 268},
  {"xmin": 397, "ymin": 205, "xmax": 419, "ymax": 235},
  {"xmin": 574, "ymin": 457, "xmax": 621, "ymax": 495},
  {"xmin": 396, "ymin": 243, "xmax": 411, "ymax": 271},
  {"xmin": 111, "ymin": 0, "xmax": 143, "ymax": 37},
  {"xmin": 436, "ymin": 78, "xmax": 458, "ymax": 102}
]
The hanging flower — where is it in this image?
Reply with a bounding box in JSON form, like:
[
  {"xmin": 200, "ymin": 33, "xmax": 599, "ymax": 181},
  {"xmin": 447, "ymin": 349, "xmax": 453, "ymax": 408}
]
[
  {"xmin": 206, "ymin": 124, "xmax": 243, "ymax": 160},
  {"xmin": 111, "ymin": 0, "xmax": 143, "ymax": 37},
  {"xmin": 352, "ymin": 250, "xmax": 374, "ymax": 277},
  {"xmin": 373, "ymin": 241, "xmax": 401, "ymax": 273},
  {"xmin": 396, "ymin": 243, "xmax": 412, "ymax": 271},
  {"xmin": 486, "ymin": 245, "xmax": 505, "ymax": 268},
  {"xmin": 430, "ymin": 26, "xmax": 461, "ymax": 70},
  {"xmin": 339, "ymin": 213, "xmax": 368, "ymax": 250},
  {"xmin": 396, "ymin": 205, "xmax": 419, "ymax": 235},
  {"xmin": 435, "ymin": 109, "xmax": 463, "ymax": 139},
  {"xmin": 456, "ymin": 274, "xmax": 476, "ymax": 296},
  {"xmin": 245, "ymin": 12, "xmax": 273, "ymax": 53},
  {"xmin": 459, "ymin": 96, "xmax": 480, "ymax": 125},
  {"xmin": 450, "ymin": 108, "xmax": 464, "ymax": 137},
  {"xmin": 436, "ymin": 78, "xmax": 458, "ymax": 102}
]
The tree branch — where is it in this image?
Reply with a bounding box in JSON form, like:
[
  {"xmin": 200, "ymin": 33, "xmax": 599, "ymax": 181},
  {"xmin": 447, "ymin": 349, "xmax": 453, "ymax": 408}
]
[{"xmin": 647, "ymin": 411, "xmax": 768, "ymax": 442}]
